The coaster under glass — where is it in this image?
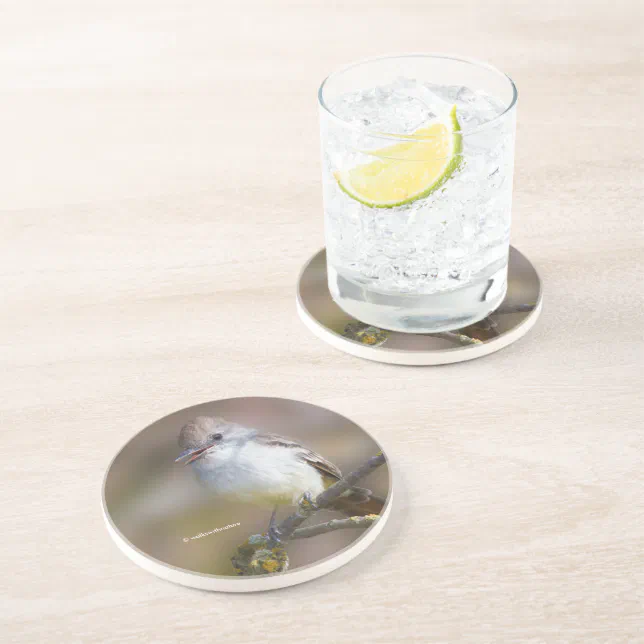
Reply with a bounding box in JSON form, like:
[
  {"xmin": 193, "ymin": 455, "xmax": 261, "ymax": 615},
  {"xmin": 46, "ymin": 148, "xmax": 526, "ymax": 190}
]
[{"xmin": 296, "ymin": 246, "xmax": 542, "ymax": 366}]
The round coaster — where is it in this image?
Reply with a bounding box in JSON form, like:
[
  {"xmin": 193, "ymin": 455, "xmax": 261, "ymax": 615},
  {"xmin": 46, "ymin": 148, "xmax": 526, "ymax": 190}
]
[
  {"xmin": 296, "ymin": 246, "xmax": 542, "ymax": 366},
  {"xmin": 102, "ymin": 397, "xmax": 392, "ymax": 592}
]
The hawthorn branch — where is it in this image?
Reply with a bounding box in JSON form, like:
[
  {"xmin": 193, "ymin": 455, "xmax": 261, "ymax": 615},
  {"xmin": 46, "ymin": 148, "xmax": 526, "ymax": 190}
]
[
  {"xmin": 495, "ymin": 303, "xmax": 535, "ymax": 315},
  {"xmin": 271, "ymin": 452, "xmax": 386, "ymax": 545},
  {"xmin": 231, "ymin": 452, "xmax": 387, "ymax": 575},
  {"xmin": 434, "ymin": 331, "xmax": 483, "ymax": 346},
  {"xmin": 291, "ymin": 515, "xmax": 379, "ymax": 539},
  {"xmin": 342, "ymin": 304, "xmax": 535, "ymax": 350}
]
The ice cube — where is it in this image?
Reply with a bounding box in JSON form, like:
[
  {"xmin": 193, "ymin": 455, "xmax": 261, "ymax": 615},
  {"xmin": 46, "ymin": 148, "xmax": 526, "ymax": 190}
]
[
  {"xmin": 375, "ymin": 86, "xmax": 393, "ymax": 101},
  {"xmin": 416, "ymin": 83, "xmax": 452, "ymax": 114},
  {"xmin": 454, "ymin": 86, "xmax": 477, "ymax": 104}
]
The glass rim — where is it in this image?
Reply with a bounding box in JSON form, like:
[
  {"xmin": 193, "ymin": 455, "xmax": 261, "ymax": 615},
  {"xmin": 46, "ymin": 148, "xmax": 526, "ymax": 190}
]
[{"xmin": 317, "ymin": 53, "xmax": 518, "ymax": 141}]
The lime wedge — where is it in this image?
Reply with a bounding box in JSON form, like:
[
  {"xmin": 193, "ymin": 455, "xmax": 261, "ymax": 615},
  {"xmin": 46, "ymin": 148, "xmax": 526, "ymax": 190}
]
[{"xmin": 335, "ymin": 105, "xmax": 462, "ymax": 208}]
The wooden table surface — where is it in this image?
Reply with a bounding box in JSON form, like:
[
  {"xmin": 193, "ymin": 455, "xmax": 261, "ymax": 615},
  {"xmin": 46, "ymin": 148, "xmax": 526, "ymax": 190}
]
[{"xmin": 2, "ymin": 1, "xmax": 642, "ymax": 642}]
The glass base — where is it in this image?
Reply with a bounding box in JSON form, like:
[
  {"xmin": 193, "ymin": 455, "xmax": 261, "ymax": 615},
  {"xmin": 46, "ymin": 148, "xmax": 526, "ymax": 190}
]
[{"xmin": 328, "ymin": 261, "xmax": 508, "ymax": 333}]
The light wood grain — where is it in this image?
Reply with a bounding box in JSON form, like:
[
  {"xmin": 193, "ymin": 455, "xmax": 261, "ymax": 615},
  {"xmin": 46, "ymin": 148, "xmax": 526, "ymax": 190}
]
[{"xmin": 1, "ymin": 0, "xmax": 642, "ymax": 642}]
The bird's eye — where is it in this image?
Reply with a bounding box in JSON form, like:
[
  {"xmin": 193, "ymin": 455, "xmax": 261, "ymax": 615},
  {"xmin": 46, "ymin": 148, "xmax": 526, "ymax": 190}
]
[{"xmin": 211, "ymin": 433, "xmax": 222, "ymax": 442}]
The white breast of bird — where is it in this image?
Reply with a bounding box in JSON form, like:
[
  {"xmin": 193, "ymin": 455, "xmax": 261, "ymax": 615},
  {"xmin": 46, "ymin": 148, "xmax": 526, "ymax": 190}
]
[{"xmin": 191, "ymin": 438, "xmax": 326, "ymax": 506}]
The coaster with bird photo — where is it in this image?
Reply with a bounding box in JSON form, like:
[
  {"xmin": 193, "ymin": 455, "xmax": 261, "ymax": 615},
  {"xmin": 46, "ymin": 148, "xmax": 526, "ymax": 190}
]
[
  {"xmin": 296, "ymin": 246, "xmax": 543, "ymax": 365},
  {"xmin": 102, "ymin": 397, "xmax": 393, "ymax": 592}
]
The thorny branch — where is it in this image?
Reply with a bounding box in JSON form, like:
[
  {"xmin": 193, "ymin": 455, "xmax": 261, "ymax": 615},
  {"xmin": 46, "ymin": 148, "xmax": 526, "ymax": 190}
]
[
  {"xmin": 272, "ymin": 452, "xmax": 386, "ymax": 544},
  {"xmin": 342, "ymin": 303, "xmax": 535, "ymax": 348},
  {"xmin": 231, "ymin": 452, "xmax": 386, "ymax": 576},
  {"xmin": 434, "ymin": 331, "xmax": 483, "ymax": 346},
  {"xmin": 291, "ymin": 514, "xmax": 379, "ymax": 539},
  {"xmin": 496, "ymin": 303, "xmax": 536, "ymax": 315}
]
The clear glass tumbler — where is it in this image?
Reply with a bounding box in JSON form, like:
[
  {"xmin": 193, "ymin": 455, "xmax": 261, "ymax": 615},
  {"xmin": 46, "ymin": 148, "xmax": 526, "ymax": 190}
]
[{"xmin": 318, "ymin": 55, "xmax": 518, "ymax": 333}]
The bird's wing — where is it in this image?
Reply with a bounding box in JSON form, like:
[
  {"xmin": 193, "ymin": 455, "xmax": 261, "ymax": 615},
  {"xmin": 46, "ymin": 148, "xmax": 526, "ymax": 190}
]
[{"xmin": 255, "ymin": 433, "xmax": 342, "ymax": 481}]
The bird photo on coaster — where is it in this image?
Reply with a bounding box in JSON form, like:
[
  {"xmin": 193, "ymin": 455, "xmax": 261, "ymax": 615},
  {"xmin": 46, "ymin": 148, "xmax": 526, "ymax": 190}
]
[
  {"xmin": 103, "ymin": 398, "xmax": 390, "ymax": 582},
  {"xmin": 175, "ymin": 416, "xmax": 387, "ymax": 576}
]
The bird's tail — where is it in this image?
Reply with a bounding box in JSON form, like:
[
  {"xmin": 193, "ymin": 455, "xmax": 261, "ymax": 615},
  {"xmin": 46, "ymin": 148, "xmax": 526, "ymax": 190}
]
[{"xmin": 330, "ymin": 486, "xmax": 385, "ymax": 517}]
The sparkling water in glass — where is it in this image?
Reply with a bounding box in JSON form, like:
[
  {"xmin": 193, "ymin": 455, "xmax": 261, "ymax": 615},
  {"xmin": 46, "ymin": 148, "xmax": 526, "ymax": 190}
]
[{"xmin": 318, "ymin": 55, "xmax": 518, "ymax": 333}]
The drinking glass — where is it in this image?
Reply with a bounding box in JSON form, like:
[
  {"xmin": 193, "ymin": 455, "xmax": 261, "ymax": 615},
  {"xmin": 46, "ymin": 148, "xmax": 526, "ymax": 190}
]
[{"xmin": 318, "ymin": 55, "xmax": 518, "ymax": 333}]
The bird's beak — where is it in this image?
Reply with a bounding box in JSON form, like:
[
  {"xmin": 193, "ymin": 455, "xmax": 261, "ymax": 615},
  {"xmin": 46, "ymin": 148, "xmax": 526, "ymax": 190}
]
[{"xmin": 175, "ymin": 443, "xmax": 215, "ymax": 465}]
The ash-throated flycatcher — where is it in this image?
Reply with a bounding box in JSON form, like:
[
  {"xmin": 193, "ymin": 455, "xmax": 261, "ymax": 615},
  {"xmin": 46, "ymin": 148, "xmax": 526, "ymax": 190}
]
[{"xmin": 175, "ymin": 416, "xmax": 383, "ymax": 516}]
